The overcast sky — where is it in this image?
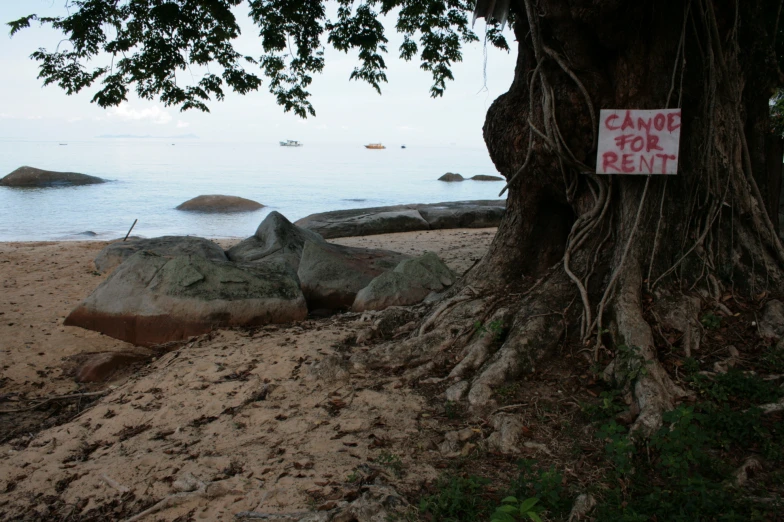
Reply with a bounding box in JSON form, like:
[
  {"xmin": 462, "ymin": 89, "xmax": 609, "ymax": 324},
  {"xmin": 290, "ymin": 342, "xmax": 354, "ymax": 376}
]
[{"xmin": 0, "ymin": 1, "xmax": 518, "ymax": 146}]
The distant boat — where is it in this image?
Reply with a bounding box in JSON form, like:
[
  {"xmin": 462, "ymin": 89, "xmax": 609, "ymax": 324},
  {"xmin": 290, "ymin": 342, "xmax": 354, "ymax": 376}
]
[
  {"xmin": 401, "ymin": 145, "xmax": 406, "ymax": 149},
  {"xmin": 365, "ymin": 143, "xmax": 385, "ymax": 149},
  {"xmin": 59, "ymin": 143, "xmax": 67, "ymax": 146},
  {"xmin": 280, "ymin": 140, "xmax": 303, "ymax": 147}
]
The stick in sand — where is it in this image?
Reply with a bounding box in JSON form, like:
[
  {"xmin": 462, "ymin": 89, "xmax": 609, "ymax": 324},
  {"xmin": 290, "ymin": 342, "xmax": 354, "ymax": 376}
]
[{"xmin": 123, "ymin": 219, "xmax": 138, "ymax": 241}]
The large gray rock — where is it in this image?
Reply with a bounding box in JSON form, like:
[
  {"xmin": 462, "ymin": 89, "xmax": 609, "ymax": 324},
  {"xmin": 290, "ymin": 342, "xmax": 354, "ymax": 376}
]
[
  {"xmin": 297, "ymin": 241, "xmax": 410, "ymax": 310},
  {"xmin": 759, "ymin": 300, "xmax": 784, "ymax": 340},
  {"xmin": 352, "ymin": 252, "xmax": 456, "ymax": 312},
  {"xmin": 0, "ymin": 166, "xmax": 106, "ymax": 187},
  {"xmin": 295, "ymin": 200, "xmax": 505, "ymax": 238},
  {"xmin": 94, "ymin": 236, "xmax": 228, "ymax": 274},
  {"xmin": 438, "ymin": 172, "xmax": 464, "ymax": 182},
  {"xmin": 176, "ymin": 194, "xmax": 263, "ymax": 213},
  {"xmin": 66, "ymin": 252, "xmax": 307, "ymax": 346},
  {"xmin": 295, "ymin": 208, "xmax": 429, "ymax": 239},
  {"xmin": 227, "ymin": 211, "xmax": 325, "ymax": 272},
  {"xmin": 416, "ymin": 201, "xmax": 506, "ymax": 230}
]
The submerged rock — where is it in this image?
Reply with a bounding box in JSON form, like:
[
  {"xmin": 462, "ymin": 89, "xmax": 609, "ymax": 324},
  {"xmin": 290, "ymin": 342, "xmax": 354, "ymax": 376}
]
[
  {"xmin": 0, "ymin": 166, "xmax": 106, "ymax": 187},
  {"xmin": 227, "ymin": 211, "xmax": 325, "ymax": 272},
  {"xmin": 94, "ymin": 236, "xmax": 228, "ymax": 274},
  {"xmin": 66, "ymin": 252, "xmax": 306, "ymax": 346},
  {"xmin": 176, "ymin": 194, "xmax": 264, "ymax": 213}
]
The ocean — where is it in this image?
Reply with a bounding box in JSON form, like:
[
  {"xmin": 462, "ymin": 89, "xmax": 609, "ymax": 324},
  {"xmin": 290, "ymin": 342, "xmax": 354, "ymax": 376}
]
[{"xmin": 0, "ymin": 139, "xmax": 506, "ymax": 241}]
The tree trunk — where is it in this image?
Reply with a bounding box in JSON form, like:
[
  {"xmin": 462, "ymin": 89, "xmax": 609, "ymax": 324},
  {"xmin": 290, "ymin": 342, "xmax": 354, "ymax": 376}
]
[{"xmin": 374, "ymin": 0, "xmax": 784, "ymax": 433}]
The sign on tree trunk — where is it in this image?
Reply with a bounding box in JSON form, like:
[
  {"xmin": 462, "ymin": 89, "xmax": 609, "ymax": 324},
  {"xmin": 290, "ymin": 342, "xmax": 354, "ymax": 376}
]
[{"xmin": 596, "ymin": 109, "xmax": 682, "ymax": 175}]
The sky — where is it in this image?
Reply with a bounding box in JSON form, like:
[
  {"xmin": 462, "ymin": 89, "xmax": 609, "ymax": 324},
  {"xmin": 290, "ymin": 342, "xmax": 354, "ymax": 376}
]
[{"xmin": 0, "ymin": 1, "xmax": 518, "ymax": 146}]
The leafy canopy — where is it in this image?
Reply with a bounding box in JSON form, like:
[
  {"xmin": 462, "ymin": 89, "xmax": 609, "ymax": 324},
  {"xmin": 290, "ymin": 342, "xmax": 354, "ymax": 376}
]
[{"xmin": 8, "ymin": 0, "xmax": 510, "ymax": 118}]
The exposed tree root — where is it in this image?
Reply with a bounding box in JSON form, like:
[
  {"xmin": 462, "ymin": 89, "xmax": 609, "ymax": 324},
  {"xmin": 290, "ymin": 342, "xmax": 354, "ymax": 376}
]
[{"xmin": 609, "ymin": 261, "xmax": 689, "ymax": 434}]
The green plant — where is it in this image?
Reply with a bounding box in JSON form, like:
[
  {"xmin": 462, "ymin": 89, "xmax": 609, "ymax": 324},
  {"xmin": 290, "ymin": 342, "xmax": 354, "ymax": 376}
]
[
  {"xmin": 377, "ymin": 451, "xmax": 405, "ymax": 478},
  {"xmin": 418, "ymin": 474, "xmax": 492, "ymax": 522},
  {"xmin": 700, "ymin": 312, "xmax": 722, "ymax": 330},
  {"xmin": 690, "ymin": 368, "xmax": 782, "ymax": 407},
  {"xmin": 507, "ymin": 460, "xmax": 571, "ymax": 517},
  {"xmin": 597, "ymin": 421, "xmax": 636, "ymax": 475},
  {"xmin": 474, "ymin": 320, "xmax": 506, "ymax": 342},
  {"xmin": 760, "ymin": 344, "xmax": 784, "ymax": 372},
  {"xmin": 490, "ymin": 497, "xmax": 543, "ymax": 522},
  {"xmin": 581, "ymin": 390, "xmax": 626, "ymax": 422},
  {"xmin": 613, "ymin": 344, "xmax": 649, "ymax": 384}
]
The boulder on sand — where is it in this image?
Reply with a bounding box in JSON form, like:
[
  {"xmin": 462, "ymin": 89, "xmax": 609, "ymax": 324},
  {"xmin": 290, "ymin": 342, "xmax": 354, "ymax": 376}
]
[
  {"xmin": 227, "ymin": 211, "xmax": 326, "ymax": 271},
  {"xmin": 0, "ymin": 166, "xmax": 106, "ymax": 187},
  {"xmin": 94, "ymin": 236, "xmax": 229, "ymax": 274},
  {"xmin": 176, "ymin": 195, "xmax": 264, "ymax": 213},
  {"xmin": 66, "ymin": 251, "xmax": 307, "ymax": 346},
  {"xmin": 352, "ymin": 252, "xmax": 456, "ymax": 312},
  {"xmin": 417, "ymin": 201, "xmax": 505, "ymax": 230},
  {"xmin": 297, "ymin": 241, "xmax": 410, "ymax": 310},
  {"xmin": 438, "ymin": 172, "xmax": 464, "ymax": 182},
  {"xmin": 295, "ymin": 208, "xmax": 429, "ymax": 239},
  {"xmin": 295, "ymin": 200, "xmax": 505, "ymax": 238}
]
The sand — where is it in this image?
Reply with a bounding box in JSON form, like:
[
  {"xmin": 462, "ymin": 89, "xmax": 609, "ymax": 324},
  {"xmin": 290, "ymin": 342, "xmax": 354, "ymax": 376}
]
[{"xmin": 0, "ymin": 228, "xmax": 496, "ymax": 520}]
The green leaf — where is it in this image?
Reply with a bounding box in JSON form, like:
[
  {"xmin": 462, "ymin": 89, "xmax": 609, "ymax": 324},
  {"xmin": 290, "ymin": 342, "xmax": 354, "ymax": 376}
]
[
  {"xmin": 527, "ymin": 512, "xmax": 543, "ymax": 522},
  {"xmin": 518, "ymin": 497, "xmax": 539, "ymax": 513},
  {"xmin": 501, "ymin": 496, "xmax": 518, "ymax": 504}
]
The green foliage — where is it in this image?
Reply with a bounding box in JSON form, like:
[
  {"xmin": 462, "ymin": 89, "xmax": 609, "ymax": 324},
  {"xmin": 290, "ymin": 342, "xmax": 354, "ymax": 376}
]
[
  {"xmin": 580, "ymin": 390, "xmax": 626, "ymax": 422},
  {"xmin": 490, "ymin": 496, "xmax": 543, "ymax": 522},
  {"xmin": 474, "ymin": 319, "xmax": 505, "ymax": 342},
  {"xmin": 8, "ymin": 0, "xmax": 511, "ymax": 116},
  {"xmin": 760, "ymin": 343, "xmax": 784, "ymax": 372},
  {"xmin": 507, "ymin": 460, "xmax": 571, "ymax": 517},
  {"xmin": 597, "ymin": 421, "xmax": 636, "ymax": 475},
  {"xmin": 700, "ymin": 312, "xmax": 722, "ymax": 330},
  {"xmin": 418, "ymin": 474, "xmax": 492, "ymax": 522},
  {"xmin": 613, "ymin": 344, "xmax": 649, "ymax": 385},
  {"xmin": 377, "ymin": 451, "xmax": 405, "ymax": 478},
  {"xmin": 690, "ymin": 368, "xmax": 782, "ymax": 407},
  {"xmin": 589, "ymin": 366, "xmax": 784, "ymax": 520}
]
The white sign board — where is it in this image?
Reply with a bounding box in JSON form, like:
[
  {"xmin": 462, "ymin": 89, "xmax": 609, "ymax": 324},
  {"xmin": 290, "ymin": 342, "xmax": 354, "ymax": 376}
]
[{"xmin": 596, "ymin": 109, "xmax": 681, "ymax": 175}]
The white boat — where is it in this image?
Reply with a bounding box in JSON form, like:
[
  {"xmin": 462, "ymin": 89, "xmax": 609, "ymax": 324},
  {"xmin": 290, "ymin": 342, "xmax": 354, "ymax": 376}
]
[{"xmin": 280, "ymin": 140, "xmax": 303, "ymax": 147}]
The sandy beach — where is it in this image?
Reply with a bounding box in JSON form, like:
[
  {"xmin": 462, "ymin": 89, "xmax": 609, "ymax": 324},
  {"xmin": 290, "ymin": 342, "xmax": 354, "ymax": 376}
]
[{"xmin": 0, "ymin": 228, "xmax": 496, "ymax": 520}]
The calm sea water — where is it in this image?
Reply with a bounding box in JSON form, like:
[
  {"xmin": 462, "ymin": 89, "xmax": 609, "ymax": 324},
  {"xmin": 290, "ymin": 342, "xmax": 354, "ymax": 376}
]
[{"xmin": 0, "ymin": 140, "xmax": 506, "ymax": 241}]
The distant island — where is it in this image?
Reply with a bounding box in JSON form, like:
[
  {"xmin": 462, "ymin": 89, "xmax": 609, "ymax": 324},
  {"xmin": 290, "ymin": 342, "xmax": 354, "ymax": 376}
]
[{"xmin": 96, "ymin": 134, "xmax": 199, "ymax": 139}]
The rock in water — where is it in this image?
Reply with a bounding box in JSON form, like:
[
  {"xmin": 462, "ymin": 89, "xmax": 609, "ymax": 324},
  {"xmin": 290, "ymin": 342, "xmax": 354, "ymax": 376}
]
[
  {"xmin": 470, "ymin": 174, "xmax": 504, "ymax": 181},
  {"xmin": 227, "ymin": 211, "xmax": 326, "ymax": 271},
  {"xmin": 66, "ymin": 252, "xmax": 306, "ymax": 346},
  {"xmin": 94, "ymin": 236, "xmax": 228, "ymax": 274},
  {"xmin": 438, "ymin": 172, "xmax": 465, "ymax": 182},
  {"xmin": 297, "ymin": 241, "xmax": 410, "ymax": 310},
  {"xmin": 176, "ymin": 195, "xmax": 264, "ymax": 213},
  {"xmin": 0, "ymin": 166, "xmax": 106, "ymax": 187},
  {"xmin": 352, "ymin": 252, "xmax": 456, "ymax": 311}
]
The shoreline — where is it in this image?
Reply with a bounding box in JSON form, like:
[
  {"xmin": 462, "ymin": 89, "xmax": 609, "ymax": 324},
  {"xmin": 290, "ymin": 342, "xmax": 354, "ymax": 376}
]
[{"xmin": 0, "ymin": 227, "xmax": 496, "ymax": 519}]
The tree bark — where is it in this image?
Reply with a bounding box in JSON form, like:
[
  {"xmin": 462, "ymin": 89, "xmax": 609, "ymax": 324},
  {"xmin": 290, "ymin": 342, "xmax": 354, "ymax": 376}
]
[{"xmin": 395, "ymin": 0, "xmax": 784, "ymax": 433}]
